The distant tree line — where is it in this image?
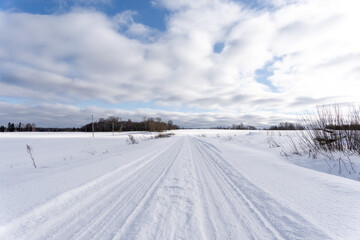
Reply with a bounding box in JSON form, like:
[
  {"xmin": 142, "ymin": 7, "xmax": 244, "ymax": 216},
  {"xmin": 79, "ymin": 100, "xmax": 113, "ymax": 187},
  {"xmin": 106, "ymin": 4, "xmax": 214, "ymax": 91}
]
[
  {"xmin": 36, "ymin": 127, "xmax": 81, "ymax": 132},
  {"xmin": 1, "ymin": 122, "xmax": 79, "ymax": 132},
  {"xmin": 268, "ymin": 122, "xmax": 304, "ymax": 130},
  {"xmin": 211, "ymin": 123, "xmax": 257, "ymax": 130},
  {"xmin": 1, "ymin": 117, "xmax": 179, "ymax": 133},
  {"xmin": 231, "ymin": 123, "xmax": 257, "ymax": 130},
  {"xmin": 267, "ymin": 122, "xmax": 360, "ymax": 131},
  {"xmin": 81, "ymin": 116, "xmax": 179, "ymax": 132},
  {"xmin": 0, "ymin": 122, "xmax": 37, "ymax": 132}
]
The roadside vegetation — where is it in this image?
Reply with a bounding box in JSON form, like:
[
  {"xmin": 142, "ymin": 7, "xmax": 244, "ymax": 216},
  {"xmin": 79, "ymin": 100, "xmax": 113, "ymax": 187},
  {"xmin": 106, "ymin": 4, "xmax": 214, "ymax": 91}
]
[{"xmin": 268, "ymin": 104, "xmax": 360, "ymax": 179}]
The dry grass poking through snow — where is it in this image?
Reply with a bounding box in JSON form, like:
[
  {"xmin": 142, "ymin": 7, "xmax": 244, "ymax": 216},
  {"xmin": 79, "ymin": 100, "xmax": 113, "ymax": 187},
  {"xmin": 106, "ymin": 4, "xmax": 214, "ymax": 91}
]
[{"xmin": 267, "ymin": 104, "xmax": 360, "ymax": 180}]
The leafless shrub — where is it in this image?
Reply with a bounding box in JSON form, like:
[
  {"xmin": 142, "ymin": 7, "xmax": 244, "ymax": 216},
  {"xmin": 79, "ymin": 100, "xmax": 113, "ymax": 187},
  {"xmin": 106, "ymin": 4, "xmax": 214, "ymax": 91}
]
[
  {"xmin": 277, "ymin": 104, "xmax": 360, "ymax": 178},
  {"xmin": 26, "ymin": 144, "xmax": 37, "ymax": 168},
  {"xmin": 127, "ymin": 134, "xmax": 137, "ymax": 144},
  {"xmin": 268, "ymin": 132, "xmax": 305, "ymax": 155},
  {"xmin": 267, "ymin": 133, "xmax": 280, "ymax": 148},
  {"xmin": 299, "ymin": 104, "xmax": 360, "ymax": 157},
  {"xmin": 155, "ymin": 133, "xmax": 175, "ymax": 138},
  {"xmin": 267, "ymin": 104, "xmax": 360, "ymax": 179},
  {"xmin": 285, "ymin": 135, "xmax": 305, "ymax": 155}
]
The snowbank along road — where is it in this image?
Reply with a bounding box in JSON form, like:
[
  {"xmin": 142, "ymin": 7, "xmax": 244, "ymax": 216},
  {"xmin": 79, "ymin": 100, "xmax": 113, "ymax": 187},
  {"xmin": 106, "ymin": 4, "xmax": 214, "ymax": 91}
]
[{"xmin": 1, "ymin": 131, "xmax": 359, "ymax": 239}]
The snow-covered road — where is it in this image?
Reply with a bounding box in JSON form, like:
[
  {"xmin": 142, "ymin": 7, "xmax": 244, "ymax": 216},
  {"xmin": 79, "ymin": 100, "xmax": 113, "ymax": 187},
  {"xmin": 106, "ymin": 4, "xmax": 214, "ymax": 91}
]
[{"xmin": 1, "ymin": 132, "xmax": 360, "ymax": 239}]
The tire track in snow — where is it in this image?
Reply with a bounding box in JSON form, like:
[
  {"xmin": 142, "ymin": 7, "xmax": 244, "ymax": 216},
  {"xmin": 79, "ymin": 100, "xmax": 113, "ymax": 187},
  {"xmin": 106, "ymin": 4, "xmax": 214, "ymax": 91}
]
[
  {"xmin": 71, "ymin": 139, "xmax": 181, "ymax": 240},
  {"xmin": 116, "ymin": 136, "xmax": 206, "ymax": 240},
  {"xmin": 69, "ymin": 137, "xmax": 182, "ymax": 240},
  {"xmin": 0, "ymin": 135, "xmax": 334, "ymax": 240},
  {"xmin": 0, "ymin": 137, "xmax": 181, "ymax": 240},
  {"xmin": 191, "ymin": 137, "xmax": 278, "ymax": 239},
  {"xmin": 191, "ymin": 136, "xmax": 332, "ymax": 240},
  {"xmin": 99, "ymin": 137, "xmax": 183, "ymax": 240}
]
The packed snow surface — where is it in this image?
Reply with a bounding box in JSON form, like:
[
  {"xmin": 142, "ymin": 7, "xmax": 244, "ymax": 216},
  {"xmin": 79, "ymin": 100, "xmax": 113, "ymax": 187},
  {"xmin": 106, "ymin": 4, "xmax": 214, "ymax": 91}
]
[{"xmin": 1, "ymin": 130, "xmax": 359, "ymax": 240}]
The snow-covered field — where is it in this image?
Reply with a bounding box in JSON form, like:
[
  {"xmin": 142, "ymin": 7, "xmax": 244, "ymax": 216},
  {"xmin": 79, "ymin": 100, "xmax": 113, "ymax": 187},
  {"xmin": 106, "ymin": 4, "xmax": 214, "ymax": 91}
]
[{"xmin": 1, "ymin": 130, "xmax": 359, "ymax": 240}]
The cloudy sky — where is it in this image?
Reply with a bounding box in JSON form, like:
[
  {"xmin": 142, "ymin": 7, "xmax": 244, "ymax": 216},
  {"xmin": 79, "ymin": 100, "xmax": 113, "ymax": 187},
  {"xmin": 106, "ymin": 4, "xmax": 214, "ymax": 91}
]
[{"xmin": 0, "ymin": 0, "xmax": 359, "ymax": 128}]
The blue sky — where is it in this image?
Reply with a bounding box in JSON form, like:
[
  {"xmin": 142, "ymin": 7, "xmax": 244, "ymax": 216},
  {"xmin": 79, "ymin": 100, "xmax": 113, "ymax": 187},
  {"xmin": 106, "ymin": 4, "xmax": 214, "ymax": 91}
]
[
  {"xmin": 0, "ymin": 0, "xmax": 359, "ymax": 128},
  {"xmin": 0, "ymin": 0, "xmax": 169, "ymax": 30}
]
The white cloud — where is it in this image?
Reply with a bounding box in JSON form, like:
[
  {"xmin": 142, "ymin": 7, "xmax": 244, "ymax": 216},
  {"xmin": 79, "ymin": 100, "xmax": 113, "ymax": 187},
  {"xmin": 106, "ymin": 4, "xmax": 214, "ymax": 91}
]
[
  {"xmin": 268, "ymin": 0, "xmax": 360, "ymax": 101},
  {"xmin": 1, "ymin": 0, "xmax": 360, "ymax": 126}
]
